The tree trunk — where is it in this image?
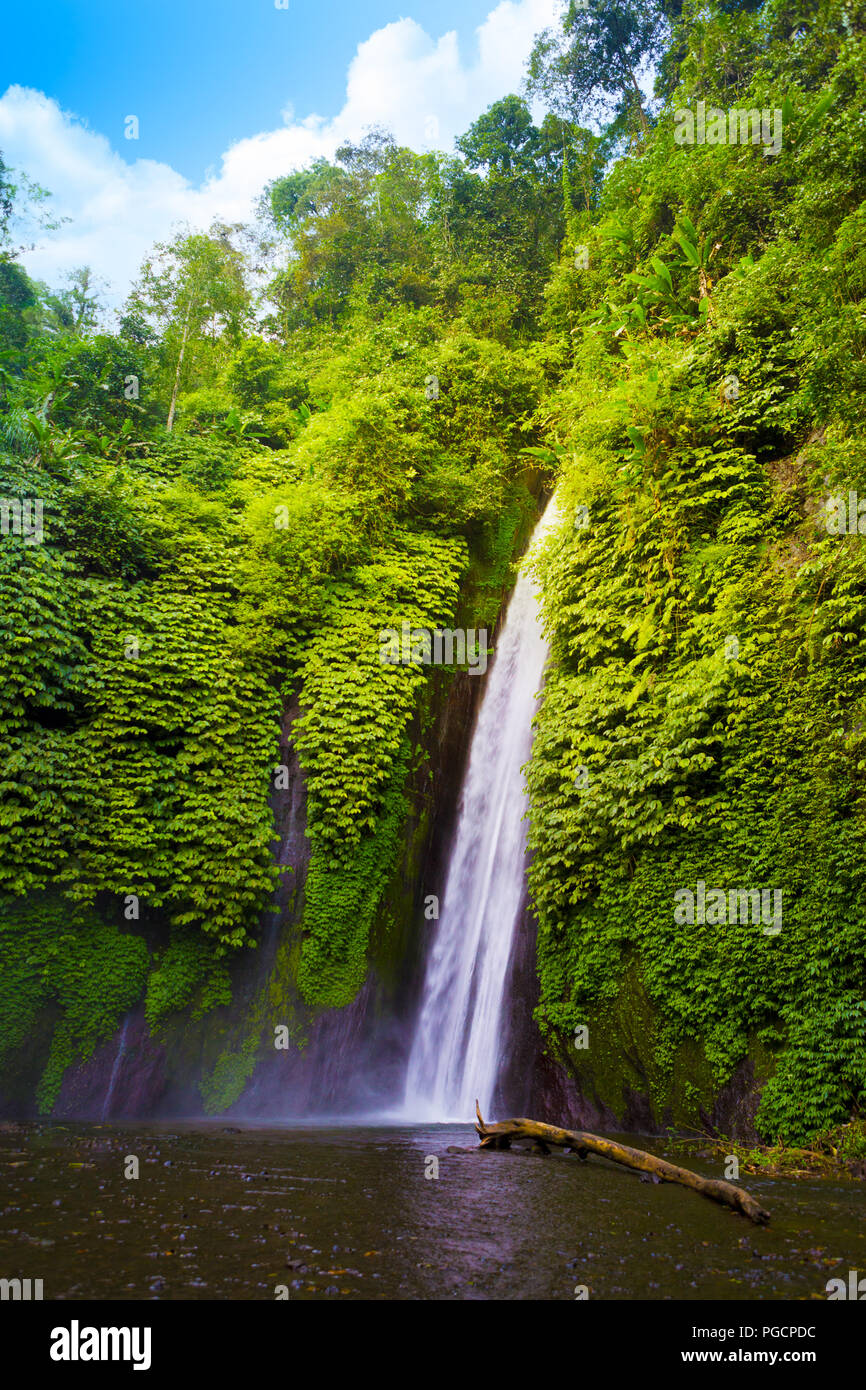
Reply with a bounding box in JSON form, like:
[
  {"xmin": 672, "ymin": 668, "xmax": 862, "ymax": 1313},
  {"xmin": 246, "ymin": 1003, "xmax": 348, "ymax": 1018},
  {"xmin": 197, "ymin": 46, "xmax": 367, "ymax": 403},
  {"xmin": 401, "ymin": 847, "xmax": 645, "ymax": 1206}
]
[
  {"xmin": 615, "ymin": 51, "xmax": 649, "ymax": 134},
  {"xmin": 166, "ymin": 293, "xmax": 194, "ymax": 433},
  {"xmin": 474, "ymin": 1104, "xmax": 770, "ymax": 1225}
]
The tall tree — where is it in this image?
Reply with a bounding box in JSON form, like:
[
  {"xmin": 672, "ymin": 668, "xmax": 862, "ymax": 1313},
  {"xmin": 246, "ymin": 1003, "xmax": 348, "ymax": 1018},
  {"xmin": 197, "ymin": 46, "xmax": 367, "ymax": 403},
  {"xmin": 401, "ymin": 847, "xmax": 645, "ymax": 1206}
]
[
  {"xmin": 61, "ymin": 266, "xmax": 106, "ymax": 335},
  {"xmin": 526, "ymin": 0, "xmax": 671, "ymax": 135},
  {"xmin": 264, "ymin": 132, "xmax": 438, "ymax": 330},
  {"xmin": 125, "ymin": 223, "xmax": 251, "ymax": 430},
  {"xmin": 456, "ymin": 95, "xmax": 541, "ymax": 176},
  {"xmin": 0, "ymin": 151, "xmax": 14, "ymax": 249},
  {"xmin": 0, "ymin": 152, "xmax": 54, "ymax": 354},
  {"xmin": 444, "ymin": 99, "xmax": 605, "ymax": 323}
]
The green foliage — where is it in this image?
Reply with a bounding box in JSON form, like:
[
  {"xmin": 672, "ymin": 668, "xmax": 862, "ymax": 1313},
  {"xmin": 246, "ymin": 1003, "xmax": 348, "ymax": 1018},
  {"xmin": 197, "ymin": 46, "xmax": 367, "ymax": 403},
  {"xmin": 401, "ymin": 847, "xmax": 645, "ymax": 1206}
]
[
  {"xmin": 0, "ymin": 486, "xmax": 282, "ymax": 946},
  {"xmin": 0, "ymin": 898, "xmax": 149, "ymax": 1112},
  {"xmin": 0, "ymin": 94, "xmax": 544, "ymax": 1098},
  {"xmin": 293, "ymin": 533, "xmax": 465, "ymax": 1003},
  {"xmin": 671, "ymin": 1116, "xmax": 866, "ymax": 1176},
  {"xmin": 526, "ymin": 0, "xmax": 866, "ymax": 1144},
  {"xmin": 145, "ymin": 927, "xmax": 232, "ymax": 1028},
  {"xmin": 298, "ymin": 745, "xmax": 413, "ymax": 1007},
  {"xmin": 2, "ymin": 0, "xmax": 864, "ymax": 1136},
  {"xmin": 199, "ymin": 1029, "xmax": 259, "ymax": 1114},
  {"xmin": 526, "ymin": 0, "xmax": 671, "ymax": 134}
]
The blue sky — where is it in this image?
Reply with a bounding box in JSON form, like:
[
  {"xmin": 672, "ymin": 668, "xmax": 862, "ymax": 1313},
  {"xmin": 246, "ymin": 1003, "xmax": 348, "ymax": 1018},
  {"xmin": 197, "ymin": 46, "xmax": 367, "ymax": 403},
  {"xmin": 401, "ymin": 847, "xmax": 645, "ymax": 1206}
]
[
  {"xmin": 0, "ymin": 0, "xmax": 564, "ymax": 302},
  {"xmin": 1, "ymin": 0, "xmax": 509, "ymax": 182}
]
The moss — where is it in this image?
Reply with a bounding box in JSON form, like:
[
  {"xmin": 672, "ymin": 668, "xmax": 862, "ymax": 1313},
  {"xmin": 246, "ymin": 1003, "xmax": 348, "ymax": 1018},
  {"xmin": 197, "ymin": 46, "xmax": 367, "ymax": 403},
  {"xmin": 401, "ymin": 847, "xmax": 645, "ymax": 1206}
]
[
  {"xmin": 558, "ymin": 963, "xmax": 778, "ymax": 1131},
  {"xmin": 561, "ymin": 964, "xmax": 714, "ymax": 1128},
  {"xmin": 466, "ymin": 478, "xmax": 539, "ymax": 629},
  {"xmin": 198, "ymin": 1028, "xmax": 260, "ymax": 1114},
  {"xmin": 191, "ymin": 964, "xmax": 232, "ymax": 1021}
]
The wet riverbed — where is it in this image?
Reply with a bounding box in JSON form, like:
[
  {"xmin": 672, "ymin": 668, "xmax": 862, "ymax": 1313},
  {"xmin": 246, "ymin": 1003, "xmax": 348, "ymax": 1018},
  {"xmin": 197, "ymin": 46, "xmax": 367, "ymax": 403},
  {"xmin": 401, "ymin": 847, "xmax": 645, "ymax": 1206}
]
[{"xmin": 0, "ymin": 1122, "xmax": 862, "ymax": 1300}]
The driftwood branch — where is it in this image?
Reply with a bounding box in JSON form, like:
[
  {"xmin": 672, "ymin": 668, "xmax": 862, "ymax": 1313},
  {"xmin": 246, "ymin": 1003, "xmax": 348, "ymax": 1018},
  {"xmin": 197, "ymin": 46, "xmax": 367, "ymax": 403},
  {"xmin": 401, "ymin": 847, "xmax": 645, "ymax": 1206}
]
[{"xmin": 474, "ymin": 1103, "xmax": 770, "ymax": 1225}]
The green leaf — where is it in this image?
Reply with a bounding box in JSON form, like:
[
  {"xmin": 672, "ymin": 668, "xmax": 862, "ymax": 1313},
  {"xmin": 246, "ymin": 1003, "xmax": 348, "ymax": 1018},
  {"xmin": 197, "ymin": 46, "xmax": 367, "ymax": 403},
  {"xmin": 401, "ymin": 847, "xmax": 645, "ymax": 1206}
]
[
  {"xmin": 626, "ymin": 426, "xmax": 646, "ymax": 454},
  {"xmin": 650, "ymin": 257, "xmax": 673, "ymax": 293},
  {"xmin": 673, "ymin": 231, "xmax": 701, "ymax": 269}
]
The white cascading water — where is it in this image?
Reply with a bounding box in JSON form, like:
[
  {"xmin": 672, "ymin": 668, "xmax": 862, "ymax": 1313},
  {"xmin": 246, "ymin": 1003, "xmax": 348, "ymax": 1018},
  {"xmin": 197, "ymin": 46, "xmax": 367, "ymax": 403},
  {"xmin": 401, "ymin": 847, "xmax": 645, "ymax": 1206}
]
[
  {"xmin": 403, "ymin": 496, "xmax": 560, "ymax": 1121},
  {"xmin": 101, "ymin": 1013, "xmax": 130, "ymax": 1120}
]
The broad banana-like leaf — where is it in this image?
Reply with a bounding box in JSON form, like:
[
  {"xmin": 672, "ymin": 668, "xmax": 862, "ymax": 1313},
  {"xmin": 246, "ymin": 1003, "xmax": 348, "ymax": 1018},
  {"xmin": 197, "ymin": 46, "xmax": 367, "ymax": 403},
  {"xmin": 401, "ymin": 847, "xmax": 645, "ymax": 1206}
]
[
  {"xmin": 650, "ymin": 257, "xmax": 674, "ymax": 292},
  {"xmin": 627, "ymin": 272, "xmax": 668, "ymax": 294},
  {"xmin": 674, "ymin": 231, "xmax": 701, "ymax": 268},
  {"xmin": 797, "ymin": 89, "xmax": 835, "ymax": 145}
]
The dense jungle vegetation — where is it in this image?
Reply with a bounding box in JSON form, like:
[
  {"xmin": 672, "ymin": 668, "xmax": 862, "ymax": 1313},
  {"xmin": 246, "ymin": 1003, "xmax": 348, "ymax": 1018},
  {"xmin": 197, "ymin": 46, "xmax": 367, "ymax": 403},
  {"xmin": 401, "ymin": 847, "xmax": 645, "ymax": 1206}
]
[{"xmin": 0, "ymin": 0, "xmax": 864, "ymax": 1142}]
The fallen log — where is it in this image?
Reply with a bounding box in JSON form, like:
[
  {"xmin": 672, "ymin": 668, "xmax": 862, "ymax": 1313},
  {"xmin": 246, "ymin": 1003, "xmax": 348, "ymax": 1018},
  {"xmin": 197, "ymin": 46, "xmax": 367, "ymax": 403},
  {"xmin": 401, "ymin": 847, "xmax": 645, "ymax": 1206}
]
[{"xmin": 474, "ymin": 1103, "xmax": 770, "ymax": 1225}]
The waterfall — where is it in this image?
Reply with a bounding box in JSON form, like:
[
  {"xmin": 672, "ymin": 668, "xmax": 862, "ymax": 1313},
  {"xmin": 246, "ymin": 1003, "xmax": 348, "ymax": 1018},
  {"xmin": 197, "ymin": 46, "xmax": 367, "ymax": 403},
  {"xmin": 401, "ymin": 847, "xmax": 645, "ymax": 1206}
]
[
  {"xmin": 403, "ymin": 496, "xmax": 560, "ymax": 1121},
  {"xmin": 101, "ymin": 1014, "xmax": 131, "ymax": 1120}
]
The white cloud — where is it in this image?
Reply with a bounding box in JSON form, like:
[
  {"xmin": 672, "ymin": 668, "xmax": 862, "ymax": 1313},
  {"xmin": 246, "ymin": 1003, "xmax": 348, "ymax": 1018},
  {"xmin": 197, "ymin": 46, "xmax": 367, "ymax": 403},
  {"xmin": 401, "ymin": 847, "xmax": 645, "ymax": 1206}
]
[{"xmin": 0, "ymin": 0, "xmax": 563, "ymax": 305}]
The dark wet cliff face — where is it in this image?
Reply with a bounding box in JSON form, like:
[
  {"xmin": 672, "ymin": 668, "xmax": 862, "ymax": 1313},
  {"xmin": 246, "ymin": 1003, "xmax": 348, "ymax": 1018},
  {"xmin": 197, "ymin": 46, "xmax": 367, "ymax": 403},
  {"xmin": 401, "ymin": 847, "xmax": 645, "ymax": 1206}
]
[
  {"xmin": 493, "ymin": 895, "xmax": 636, "ymax": 1133},
  {"xmin": 52, "ymin": 1009, "xmax": 164, "ymax": 1121}
]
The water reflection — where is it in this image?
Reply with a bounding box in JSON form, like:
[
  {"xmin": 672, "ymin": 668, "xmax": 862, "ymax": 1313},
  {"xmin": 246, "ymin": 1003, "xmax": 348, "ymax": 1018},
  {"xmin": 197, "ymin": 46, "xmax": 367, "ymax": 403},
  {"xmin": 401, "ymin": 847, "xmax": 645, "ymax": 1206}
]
[{"xmin": 0, "ymin": 1122, "xmax": 862, "ymax": 1301}]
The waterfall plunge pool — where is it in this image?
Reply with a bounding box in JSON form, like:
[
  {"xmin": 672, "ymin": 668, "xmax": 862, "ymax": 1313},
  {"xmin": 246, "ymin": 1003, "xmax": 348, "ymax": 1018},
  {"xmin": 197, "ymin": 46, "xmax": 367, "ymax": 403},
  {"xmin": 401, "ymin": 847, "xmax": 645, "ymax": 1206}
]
[{"xmin": 1, "ymin": 1120, "xmax": 862, "ymax": 1301}]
